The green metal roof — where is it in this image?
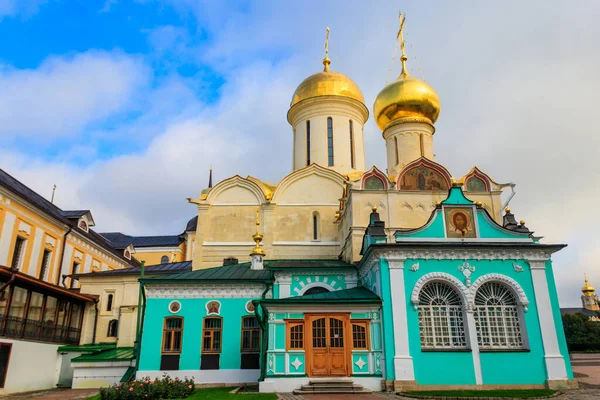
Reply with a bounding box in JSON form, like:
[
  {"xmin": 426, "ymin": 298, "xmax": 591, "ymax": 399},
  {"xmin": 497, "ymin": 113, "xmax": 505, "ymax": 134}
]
[
  {"xmin": 259, "ymin": 287, "xmax": 380, "ymax": 304},
  {"xmin": 71, "ymin": 347, "xmax": 135, "ymax": 363},
  {"xmin": 57, "ymin": 343, "xmax": 116, "ymax": 353},
  {"xmin": 142, "ymin": 259, "xmax": 355, "ymax": 283}
]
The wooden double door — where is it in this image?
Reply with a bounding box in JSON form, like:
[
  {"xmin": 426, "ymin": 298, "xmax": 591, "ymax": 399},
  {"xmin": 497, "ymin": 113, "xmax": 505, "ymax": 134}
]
[{"xmin": 306, "ymin": 314, "xmax": 350, "ymax": 376}]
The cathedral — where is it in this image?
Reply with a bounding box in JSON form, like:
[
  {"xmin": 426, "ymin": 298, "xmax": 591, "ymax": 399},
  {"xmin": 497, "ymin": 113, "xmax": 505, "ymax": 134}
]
[{"xmin": 132, "ymin": 18, "xmax": 575, "ymax": 393}]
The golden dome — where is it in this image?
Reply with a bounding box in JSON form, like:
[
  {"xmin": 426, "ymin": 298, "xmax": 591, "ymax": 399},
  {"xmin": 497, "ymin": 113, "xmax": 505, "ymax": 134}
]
[
  {"xmin": 583, "ymin": 276, "xmax": 595, "ymax": 294},
  {"xmin": 290, "ymin": 60, "xmax": 365, "ymax": 108},
  {"xmin": 373, "ymin": 71, "xmax": 441, "ymax": 130}
]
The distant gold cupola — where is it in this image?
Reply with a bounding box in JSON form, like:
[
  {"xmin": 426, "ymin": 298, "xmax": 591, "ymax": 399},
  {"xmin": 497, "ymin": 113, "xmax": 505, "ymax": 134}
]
[
  {"xmin": 374, "ymin": 13, "xmax": 441, "ymax": 178},
  {"xmin": 581, "ymin": 274, "xmax": 599, "ymax": 311}
]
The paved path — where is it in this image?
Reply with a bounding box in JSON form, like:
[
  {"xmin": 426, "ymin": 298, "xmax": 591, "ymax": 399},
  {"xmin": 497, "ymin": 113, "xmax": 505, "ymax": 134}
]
[{"xmin": 0, "ymin": 389, "xmax": 97, "ymax": 400}]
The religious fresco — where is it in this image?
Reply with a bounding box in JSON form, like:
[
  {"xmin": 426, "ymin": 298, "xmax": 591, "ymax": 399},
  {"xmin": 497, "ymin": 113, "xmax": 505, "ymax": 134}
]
[
  {"xmin": 364, "ymin": 176, "xmax": 385, "ymax": 190},
  {"xmin": 466, "ymin": 176, "xmax": 487, "ymax": 192},
  {"xmin": 444, "ymin": 207, "xmax": 477, "ymax": 238},
  {"xmin": 399, "ymin": 166, "xmax": 449, "ymax": 191}
]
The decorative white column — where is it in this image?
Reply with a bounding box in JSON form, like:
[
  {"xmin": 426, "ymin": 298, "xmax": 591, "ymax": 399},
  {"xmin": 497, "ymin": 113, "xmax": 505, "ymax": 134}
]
[
  {"xmin": 528, "ymin": 259, "xmax": 568, "ymax": 382},
  {"xmin": 0, "ymin": 211, "xmax": 16, "ymax": 265},
  {"xmin": 387, "ymin": 257, "xmax": 416, "ymax": 382},
  {"xmin": 464, "ymin": 312, "xmax": 483, "ymax": 384}
]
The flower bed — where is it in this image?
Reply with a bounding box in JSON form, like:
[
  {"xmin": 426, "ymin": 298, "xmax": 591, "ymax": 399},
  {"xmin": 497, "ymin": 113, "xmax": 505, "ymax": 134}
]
[{"xmin": 99, "ymin": 375, "xmax": 195, "ymax": 400}]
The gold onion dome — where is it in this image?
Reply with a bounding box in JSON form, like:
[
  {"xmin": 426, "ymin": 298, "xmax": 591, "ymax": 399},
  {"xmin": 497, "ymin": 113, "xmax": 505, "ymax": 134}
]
[
  {"xmin": 373, "ymin": 13, "xmax": 440, "ymax": 131},
  {"xmin": 582, "ymin": 276, "xmax": 595, "ymax": 293},
  {"xmin": 290, "ymin": 60, "xmax": 365, "ymax": 108}
]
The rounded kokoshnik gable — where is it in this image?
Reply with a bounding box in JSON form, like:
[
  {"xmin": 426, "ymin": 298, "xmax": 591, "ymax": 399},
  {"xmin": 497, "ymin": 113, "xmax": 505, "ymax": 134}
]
[{"xmin": 373, "ymin": 72, "xmax": 441, "ymax": 131}]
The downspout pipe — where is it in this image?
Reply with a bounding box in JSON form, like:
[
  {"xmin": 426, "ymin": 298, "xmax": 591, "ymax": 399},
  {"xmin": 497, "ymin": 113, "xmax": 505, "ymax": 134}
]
[
  {"xmin": 92, "ymin": 302, "xmax": 99, "ymax": 345},
  {"xmin": 254, "ymin": 273, "xmax": 273, "ymax": 382},
  {"xmin": 133, "ymin": 261, "xmax": 145, "ymax": 378},
  {"xmin": 501, "ymin": 183, "xmax": 516, "ymax": 211},
  {"xmin": 57, "ymin": 227, "xmax": 72, "ymax": 286}
]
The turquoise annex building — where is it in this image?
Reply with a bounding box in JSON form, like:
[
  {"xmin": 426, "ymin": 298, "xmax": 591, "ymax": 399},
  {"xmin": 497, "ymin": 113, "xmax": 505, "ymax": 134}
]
[
  {"xmin": 134, "ymin": 19, "xmax": 575, "ymax": 393},
  {"xmin": 136, "ymin": 185, "xmax": 574, "ymax": 392}
]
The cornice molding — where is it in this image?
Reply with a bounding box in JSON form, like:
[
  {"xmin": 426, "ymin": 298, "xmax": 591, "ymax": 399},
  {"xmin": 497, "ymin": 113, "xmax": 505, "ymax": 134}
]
[{"xmin": 146, "ymin": 283, "xmax": 268, "ymax": 299}]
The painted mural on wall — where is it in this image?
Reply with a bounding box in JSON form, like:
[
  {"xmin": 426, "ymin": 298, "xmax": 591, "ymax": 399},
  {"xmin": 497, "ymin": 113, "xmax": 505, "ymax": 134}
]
[
  {"xmin": 400, "ymin": 166, "xmax": 449, "ymax": 191},
  {"xmin": 466, "ymin": 176, "xmax": 486, "ymax": 192},
  {"xmin": 364, "ymin": 176, "xmax": 385, "ymax": 190},
  {"xmin": 444, "ymin": 207, "xmax": 477, "ymax": 238}
]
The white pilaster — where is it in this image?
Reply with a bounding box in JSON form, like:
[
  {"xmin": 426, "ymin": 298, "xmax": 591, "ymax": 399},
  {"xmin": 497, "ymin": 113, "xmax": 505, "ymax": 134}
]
[
  {"xmin": 28, "ymin": 227, "xmax": 45, "ymax": 278},
  {"xmin": 465, "ymin": 312, "xmax": 483, "ymax": 384},
  {"xmin": 0, "ymin": 212, "xmax": 16, "ymax": 265},
  {"xmin": 60, "ymin": 243, "xmax": 74, "ymax": 285},
  {"xmin": 83, "ymin": 254, "xmax": 92, "ymax": 274},
  {"xmin": 528, "ymin": 259, "xmax": 568, "ymax": 381},
  {"xmin": 387, "ymin": 256, "xmax": 415, "ymax": 381}
]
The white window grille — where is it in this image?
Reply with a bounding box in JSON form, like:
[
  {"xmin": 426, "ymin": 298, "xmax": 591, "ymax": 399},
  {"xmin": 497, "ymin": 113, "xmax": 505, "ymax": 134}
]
[
  {"xmin": 474, "ymin": 282, "xmax": 524, "ymax": 349},
  {"xmin": 417, "ymin": 281, "xmax": 467, "ymax": 349}
]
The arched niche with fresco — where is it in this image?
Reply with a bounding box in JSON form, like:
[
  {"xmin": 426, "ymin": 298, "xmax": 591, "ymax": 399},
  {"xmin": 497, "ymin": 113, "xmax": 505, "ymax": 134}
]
[{"xmin": 396, "ymin": 158, "xmax": 451, "ymax": 191}]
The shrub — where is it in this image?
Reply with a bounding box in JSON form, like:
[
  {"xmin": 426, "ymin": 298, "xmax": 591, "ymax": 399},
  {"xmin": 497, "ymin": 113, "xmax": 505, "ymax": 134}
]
[{"xmin": 99, "ymin": 374, "xmax": 195, "ymax": 400}]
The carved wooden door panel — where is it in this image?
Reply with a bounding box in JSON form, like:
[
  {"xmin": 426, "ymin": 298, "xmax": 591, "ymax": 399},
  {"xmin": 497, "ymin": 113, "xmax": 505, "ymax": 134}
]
[
  {"xmin": 307, "ymin": 315, "xmax": 348, "ymax": 376},
  {"xmin": 310, "ymin": 317, "xmax": 328, "ymax": 376},
  {"xmin": 328, "ymin": 316, "xmax": 347, "ymax": 375}
]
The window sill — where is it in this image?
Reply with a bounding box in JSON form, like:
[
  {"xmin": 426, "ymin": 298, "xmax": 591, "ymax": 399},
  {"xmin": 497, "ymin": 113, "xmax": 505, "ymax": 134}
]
[
  {"xmin": 421, "ymin": 348, "xmax": 472, "ymax": 352},
  {"xmin": 480, "ymin": 348, "xmax": 530, "ymax": 353}
]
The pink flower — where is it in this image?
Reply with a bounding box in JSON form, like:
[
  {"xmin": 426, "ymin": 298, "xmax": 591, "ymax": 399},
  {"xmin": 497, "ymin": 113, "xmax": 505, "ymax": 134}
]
[
  {"xmin": 129, "ymin": 387, "xmax": 133, "ymax": 392},
  {"xmin": 188, "ymin": 385, "xmax": 192, "ymax": 389},
  {"xmin": 115, "ymin": 388, "xmax": 119, "ymax": 391}
]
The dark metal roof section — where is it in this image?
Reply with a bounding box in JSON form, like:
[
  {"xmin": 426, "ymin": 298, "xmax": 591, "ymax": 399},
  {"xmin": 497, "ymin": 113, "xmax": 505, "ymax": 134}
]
[
  {"xmin": 99, "ymin": 232, "xmax": 183, "ymax": 248},
  {"xmin": 260, "ymin": 287, "xmax": 381, "ymax": 304},
  {"xmin": 360, "ymin": 208, "xmax": 387, "ymax": 255},
  {"xmin": 144, "ymin": 262, "xmax": 271, "ymax": 282},
  {"xmin": 0, "ymin": 168, "xmax": 136, "ymax": 266},
  {"xmin": 75, "ymin": 261, "xmax": 192, "ymax": 278},
  {"xmin": 560, "ymin": 308, "xmax": 599, "ymax": 318},
  {"xmin": 185, "ymin": 216, "xmax": 198, "ymax": 232},
  {"xmin": 60, "ymin": 210, "xmax": 90, "ymax": 219},
  {"xmin": 503, "ymin": 209, "xmax": 532, "ymax": 234}
]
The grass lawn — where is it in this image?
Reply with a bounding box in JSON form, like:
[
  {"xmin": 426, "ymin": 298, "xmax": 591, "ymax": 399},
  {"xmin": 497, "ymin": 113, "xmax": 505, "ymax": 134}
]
[
  {"xmin": 87, "ymin": 386, "xmax": 277, "ymax": 400},
  {"xmin": 403, "ymin": 389, "xmax": 557, "ymax": 398}
]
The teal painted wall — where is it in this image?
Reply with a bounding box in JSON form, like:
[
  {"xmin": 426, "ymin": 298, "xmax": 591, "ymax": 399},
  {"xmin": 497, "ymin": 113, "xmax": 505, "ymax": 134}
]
[
  {"xmin": 545, "ymin": 261, "xmax": 574, "ymax": 380},
  {"xmin": 405, "ymin": 258, "xmax": 547, "ymax": 385},
  {"xmin": 289, "ymin": 274, "xmax": 347, "ymax": 297},
  {"xmin": 379, "ymin": 257, "xmax": 396, "ymax": 380},
  {"xmin": 138, "ymin": 297, "xmax": 257, "ymax": 371}
]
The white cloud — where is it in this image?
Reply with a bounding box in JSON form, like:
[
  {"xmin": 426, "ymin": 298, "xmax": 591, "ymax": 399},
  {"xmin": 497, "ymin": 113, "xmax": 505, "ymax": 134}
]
[
  {"xmin": 0, "ymin": 0, "xmax": 48, "ymax": 20},
  {"xmin": 2, "ymin": 0, "xmax": 599, "ymax": 306},
  {"xmin": 0, "ymin": 50, "xmax": 149, "ymax": 140}
]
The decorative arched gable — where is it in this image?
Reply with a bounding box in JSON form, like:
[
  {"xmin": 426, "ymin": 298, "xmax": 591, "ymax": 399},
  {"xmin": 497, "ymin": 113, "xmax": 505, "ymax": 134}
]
[
  {"xmin": 470, "ymin": 274, "xmax": 529, "ymax": 310},
  {"xmin": 361, "ymin": 166, "xmax": 389, "ymax": 190},
  {"xmin": 205, "ymin": 175, "xmax": 266, "ymax": 205},
  {"xmin": 396, "ymin": 158, "xmax": 452, "ymax": 191},
  {"xmin": 411, "ymin": 272, "xmax": 469, "ymax": 309},
  {"xmin": 272, "ymin": 163, "xmax": 346, "ymax": 204},
  {"xmin": 462, "ymin": 167, "xmax": 492, "ymax": 192}
]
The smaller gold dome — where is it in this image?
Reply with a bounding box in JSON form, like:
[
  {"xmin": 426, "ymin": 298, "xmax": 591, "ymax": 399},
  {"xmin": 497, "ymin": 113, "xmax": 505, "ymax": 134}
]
[
  {"xmin": 290, "ymin": 62, "xmax": 365, "ymax": 108},
  {"xmin": 373, "ymin": 72, "xmax": 441, "ymax": 130},
  {"xmin": 583, "ymin": 276, "xmax": 595, "ymax": 294}
]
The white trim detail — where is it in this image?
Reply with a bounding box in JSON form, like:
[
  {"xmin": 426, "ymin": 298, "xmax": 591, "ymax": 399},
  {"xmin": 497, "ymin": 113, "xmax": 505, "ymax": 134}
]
[
  {"xmin": 296, "ymin": 282, "xmax": 335, "ymax": 296},
  {"xmin": 0, "ymin": 212, "xmax": 16, "ymax": 265},
  {"xmin": 470, "ymin": 274, "xmax": 529, "ymax": 311},
  {"xmin": 411, "ymin": 272, "xmax": 469, "ymax": 309},
  {"xmin": 272, "ymin": 241, "xmax": 340, "ymax": 246},
  {"xmin": 202, "ymin": 242, "xmax": 256, "ymax": 247},
  {"xmin": 146, "ymin": 283, "xmax": 267, "ymax": 299}
]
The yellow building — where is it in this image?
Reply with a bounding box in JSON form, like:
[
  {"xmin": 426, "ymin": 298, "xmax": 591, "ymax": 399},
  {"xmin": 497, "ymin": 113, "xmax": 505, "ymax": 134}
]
[{"xmin": 99, "ymin": 230, "xmax": 193, "ymax": 265}]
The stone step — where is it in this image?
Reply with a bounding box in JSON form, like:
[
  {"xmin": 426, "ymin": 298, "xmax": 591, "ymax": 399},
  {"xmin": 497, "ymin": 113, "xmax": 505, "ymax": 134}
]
[
  {"xmin": 308, "ymin": 380, "xmax": 355, "ymax": 386},
  {"xmin": 301, "ymin": 384, "xmax": 364, "ymax": 391},
  {"xmin": 293, "ymin": 389, "xmax": 373, "ymax": 395}
]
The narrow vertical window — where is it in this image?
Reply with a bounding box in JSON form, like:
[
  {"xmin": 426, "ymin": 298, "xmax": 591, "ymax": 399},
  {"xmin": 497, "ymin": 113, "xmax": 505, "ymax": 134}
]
[
  {"xmin": 11, "ymin": 237, "xmax": 26, "ymax": 270},
  {"xmin": 106, "ymin": 294, "xmax": 113, "ymax": 312},
  {"xmin": 327, "ymin": 117, "xmax": 334, "ymax": 166},
  {"xmin": 39, "ymin": 249, "xmax": 52, "ymax": 281},
  {"xmin": 349, "ymin": 120, "xmax": 355, "ymax": 169},
  {"xmin": 70, "ymin": 262, "xmax": 79, "ymax": 289},
  {"xmin": 312, "ymin": 212, "xmax": 320, "ymax": 241},
  {"xmin": 107, "ymin": 319, "xmax": 118, "ymax": 337},
  {"xmin": 201, "ymin": 317, "xmax": 222, "ymax": 370},
  {"xmin": 394, "ymin": 136, "xmax": 399, "ymax": 165},
  {"xmin": 241, "ymin": 317, "xmax": 260, "ymax": 369},
  {"xmin": 306, "ymin": 120, "xmax": 311, "ymax": 166},
  {"xmin": 287, "ymin": 322, "xmax": 304, "ymax": 349},
  {"xmin": 160, "ymin": 255, "xmax": 169, "ymax": 264}
]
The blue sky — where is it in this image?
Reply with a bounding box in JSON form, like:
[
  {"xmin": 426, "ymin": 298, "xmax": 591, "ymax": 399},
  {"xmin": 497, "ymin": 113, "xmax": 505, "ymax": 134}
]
[{"xmin": 1, "ymin": 0, "xmax": 599, "ymax": 306}]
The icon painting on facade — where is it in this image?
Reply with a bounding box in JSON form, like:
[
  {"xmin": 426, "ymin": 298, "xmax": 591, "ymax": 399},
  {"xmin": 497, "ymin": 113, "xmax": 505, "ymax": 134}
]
[{"xmin": 444, "ymin": 207, "xmax": 477, "ymax": 238}]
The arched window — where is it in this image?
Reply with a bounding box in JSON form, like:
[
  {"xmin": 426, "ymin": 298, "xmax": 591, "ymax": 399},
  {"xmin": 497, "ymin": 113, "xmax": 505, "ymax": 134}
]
[
  {"xmin": 466, "ymin": 176, "xmax": 487, "ymax": 192},
  {"xmin": 474, "ymin": 282, "xmax": 524, "ymax": 349},
  {"xmin": 162, "ymin": 317, "xmax": 183, "ymax": 353},
  {"xmin": 107, "ymin": 319, "xmax": 118, "ymax": 337},
  {"xmin": 327, "ymin": 117, "xmax": 334, "ymax": 166},
  {"xmin": 417, "ymin": 281, "xmax": 466, "ymax": 349},
  {"xmin": 304, "ymin": 286, "xmax": 330, "ymax": 296},
  {"xmin": 306, "ymin": 120, "xmax": 311, "ymax": 166},
  {"xmin": 106, "ymin": 294, "xmax": 113, "ymax": 312},
  {"xmin": 394, "ymin": 136, "xmax": 399, "ymax": 165},
  {"xmin": 312, "ymin": 211, "xmax": 320, "ymax": 241},
  {"xmin": 161, "ymin": 255, "xmax": 169, "ymax": 264},
  {"xmin": 349, "ymin": 120, "xmax": 355, "ymax": 169},
  {"xmin": 364, "ymin": 176, "xmax": 385, "ymax": 190}
]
